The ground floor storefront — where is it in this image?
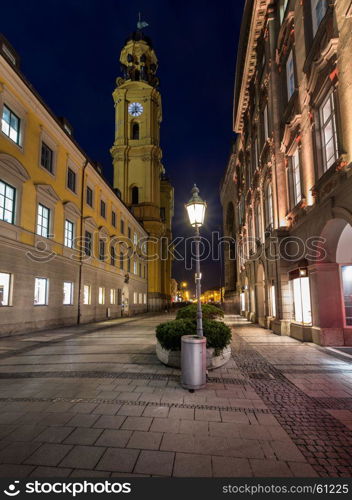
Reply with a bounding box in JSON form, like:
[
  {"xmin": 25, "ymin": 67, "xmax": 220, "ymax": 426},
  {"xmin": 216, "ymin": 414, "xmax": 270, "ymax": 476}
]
[{"xmin": 0, "ymin": 314, "xmax": 350, "ymax": 477}]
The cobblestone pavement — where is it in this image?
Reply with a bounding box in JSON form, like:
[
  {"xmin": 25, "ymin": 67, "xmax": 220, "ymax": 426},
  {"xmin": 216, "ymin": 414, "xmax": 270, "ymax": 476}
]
[{"xmin": 0, "ymin": 314, "xmax": 351, "ymax": 477}]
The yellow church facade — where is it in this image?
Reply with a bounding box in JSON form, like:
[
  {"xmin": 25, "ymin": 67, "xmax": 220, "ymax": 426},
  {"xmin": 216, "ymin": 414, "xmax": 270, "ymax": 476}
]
[{"xmin": 111, "ymin": 29, "xmax": 174, "ymax": 311}]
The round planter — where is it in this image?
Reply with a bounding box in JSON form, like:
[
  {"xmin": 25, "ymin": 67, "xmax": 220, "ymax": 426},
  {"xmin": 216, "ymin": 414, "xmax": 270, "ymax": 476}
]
[{"xmin": 156, "ymin": 340, "xmax": 231, "ymax": 370}]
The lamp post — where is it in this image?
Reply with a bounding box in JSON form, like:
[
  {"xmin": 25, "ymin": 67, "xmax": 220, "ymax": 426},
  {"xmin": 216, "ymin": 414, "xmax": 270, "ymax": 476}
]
[
  {"xmin": 181, "ymin": 185, "xmax": 207, "ymax": 392},
  {"xmin": 185, "ymin": 184, "xmax": 207, "ymax": 336}
]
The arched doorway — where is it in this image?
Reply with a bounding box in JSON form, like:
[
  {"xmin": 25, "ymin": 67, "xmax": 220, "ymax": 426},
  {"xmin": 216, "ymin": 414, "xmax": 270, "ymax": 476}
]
[
  {"xmin": 256, "ymin": 263, "xmax": 266, "ymax": 327},
  {"xmin": 310, "ymin": 218, "xmax": 352, "ymax": 345}
]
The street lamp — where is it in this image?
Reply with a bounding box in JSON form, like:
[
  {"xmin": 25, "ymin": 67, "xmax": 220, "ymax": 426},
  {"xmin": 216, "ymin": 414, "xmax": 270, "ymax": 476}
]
[
  {"xmin": 185, "ymin": 184, "xmax": 207, "ymax": 336},
  {"xmin": 181, "ymin": 184, "xmax": 207, "ymax": 392}
]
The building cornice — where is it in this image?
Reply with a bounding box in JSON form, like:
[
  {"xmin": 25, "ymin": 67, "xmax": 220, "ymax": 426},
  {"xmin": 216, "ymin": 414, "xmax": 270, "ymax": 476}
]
[{"xmin": 233, "ymin": 0, "xmax": 270, "ymax": 133}]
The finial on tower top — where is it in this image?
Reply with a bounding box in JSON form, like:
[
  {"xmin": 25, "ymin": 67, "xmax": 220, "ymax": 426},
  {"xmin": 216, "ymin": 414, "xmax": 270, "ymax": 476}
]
[{"xmin": 137, "ymin": 12, "xmax": 149, "ymax": 30}]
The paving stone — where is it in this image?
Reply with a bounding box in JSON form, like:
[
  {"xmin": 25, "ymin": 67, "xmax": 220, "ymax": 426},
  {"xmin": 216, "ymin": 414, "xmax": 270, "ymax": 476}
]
[
  {"xmin": 25, "ymin": 444, "xmax": 72, "ymax": 467},
  {"xmin": 212, "ymin": 456, "xmax": 253, "ymax": 477},
  {"xmin": 168, "ymin": 408, "xmax": 195, "ymax": 420},
  {"xmin": 92, "ymin": 415, "xmax": 126, "ymax": 430},
  {"xmin": 173, "ymin": 452, "xmax": 211, "ymax": 477},
  {"xmin": 209, "ymin": 422, "xmax": 241, "ymax": 437},
  {"xmin": 64, "ymin": 428, "xmax": 103, "ymax": 445},
  {"xmin": 127, "ymin": 431, "xmax": 162, "ymax": 450},
  {"xmin": 195, "ymin": 409, "xmax": 221, "ymax": 422},
  {"xmin": 142, "ymin": 406, "xmax": 169, "ymax": 418},
  {"xmin": 288, "ymin": 461, "xmax": 318, "ymax": 477},
  {"xmin": 6, "ymin": 424, "xmax": 47, "ymax": 442},
  {"xmin": 70, "ymin": 469, "xmax": 111, "ymax": 477},
  {"xmin": 41, "ymin": 413, "xmax": 76, "ymax": 426},
  {"xmin": 67, "ymin": 414, "xmax": 99, "ymax": 428},
  {"xmin": 270, "ymin": 440, "xmax": 306, "ymax": 462},
  {"xmin": 121, "ymin": 417, "xmax": 152, "ymax": 432},
  {"xmin": 134, "ymin": 450, "xmax": 174, "ymax": 476},
  {"xmin": 96, "ymin": 448, "xmax": 139, "ymax": 472},
  {"xmin": 70, "ymin": 403, "xmax": 98, "ymax": 414},
  {"xmin": 60, "ymin": 445, "xmax": 105, "ymax": 469},
  {"xmin": 30, "ymin": 466, "xmax": 72, "ymax": 477},
  {"xmin": 95, "ymin": 430, "xmax": 132, "ymax": 448},
  {"xmin": 150, "ymin": 418, "xmax": 180, "ymax": 434},
  {"xmin": 117, "ymin": 405, "xmax": 144, "ymax": 417},
  {"xmin": 35, "ymin": 427, "xmax": 74, "ymax": 444},
  {"xmin": 92, "ymin": 403, "xmax": 122, "ymax": 415},
  {"xmin": 220, "ymin": 411, "xmax": 251, "ymax": 424},
  {"xmin": 250, "ymin": 459, "xmax": 293, "ymax": 477},
  {"xmin": 179, "ymin": 419, "xmax": 209, "ymax": 435}
]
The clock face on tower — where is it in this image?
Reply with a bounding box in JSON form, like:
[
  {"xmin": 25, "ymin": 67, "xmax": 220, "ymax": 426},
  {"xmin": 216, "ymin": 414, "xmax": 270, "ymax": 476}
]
[{"xmin": 128, "ymin": 102, "xmax": 144, "ymax": 117}]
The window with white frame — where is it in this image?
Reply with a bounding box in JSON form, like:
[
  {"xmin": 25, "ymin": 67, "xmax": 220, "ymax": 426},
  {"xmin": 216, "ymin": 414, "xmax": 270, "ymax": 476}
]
[
  {"xmin": 67, "ymin": 168, "xmax": 76, "ymax": 193},
  {"xmin": 133, "ymin": 260, "xmax": 137, "ymax": 275},
  {"xmin": 98, "ymin": 287, "xmax": 105, "ymax": 305},
  {"xmin": 0, "ymin": 272, "xmax": 12, "ymax": 306},
  {"xmin": 292, "ymin": 276, "xmax": 312, "ymax": 324},
  {"xmin": 40, "ymin": 142, "xmax": 54, "ymax": 173},
  {"xmin": 83, "ymin": 284, "xmax": 91, "ymax": 305},
  {"xmin": 312, "ymin": 0, "xmax": 328, "ymax": 36},
  {"xmin": 143, "ymin": 293, "xmax": 147, "ymax": 304},
  {"xmin": 133, "ymin": 292, "xmax": 137, "ymax": 304},
  {"xmin": 319, "ymin": 91, "xmax": 338, "ymax": 172},
  {"xmin": 270, "ymin": 284, "xmax": 277, "ymax": 317},
  {"xmin": 64, "ymin": 219, "xmax": 74, "ymax": 248},
  {"xmin": 265, "ymin": 183, "xmax": 273, "ymax": 230},
  {"xmin": 37, "ymin": 204, "xmax": 50, "ymax": 238},
  {"xmin": 63, "ymin": 282, "xmax": 73, "ymax": 305},
  {"xmin": 34, "ymin": 277, "xmax": 48, "ymax": 305},
  {"xmin": 133, "ymin": 232, "xmax": 138, "ymax": 245},
  {"xmin": 341, "ymin": 265, "xmax": 352, "ymax": 327},
  {"xmin": 139, "ymin": 293, "xmax": 142, "ymax": 304},
  {"xmin": 110, "ymin": 288, "xmax": 116, "ymax": 305},
  {"xmin": 1, "ymin": 105, "xmax": 21, "ymax": 144},
  {"xmin": 286, "ymin": 50, "xmax": 295, "ymax": 100},
  {"xmin": 0, "ymin": 180, "xmax": 15, "ymax": 224},
  {"xmin": 291, "ymin": 149, "xmax": 302, "ymax": 206}
]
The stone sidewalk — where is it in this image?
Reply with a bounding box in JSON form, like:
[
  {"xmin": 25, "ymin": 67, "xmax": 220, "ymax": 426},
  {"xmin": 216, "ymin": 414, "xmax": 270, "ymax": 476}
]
[{"xmin": 0, "ymin": 314, "xmax": 351, "ymax": 477}]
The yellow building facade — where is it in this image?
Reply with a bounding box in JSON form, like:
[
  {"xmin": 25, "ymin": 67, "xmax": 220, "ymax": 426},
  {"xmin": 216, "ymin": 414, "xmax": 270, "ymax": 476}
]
[
  {"xmin": 0, "ymin": 34, "xmax": 148, "ymax": 335},
  {"xmin": 111, "ymin": 28, "xmax": 174, "ymax": 311}
]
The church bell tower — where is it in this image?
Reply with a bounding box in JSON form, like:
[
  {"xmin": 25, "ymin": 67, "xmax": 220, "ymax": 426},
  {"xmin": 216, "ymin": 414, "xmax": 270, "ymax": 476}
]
[{"xmin": 111, "ymin": 19, "xmax": 174, "ymax": 311}]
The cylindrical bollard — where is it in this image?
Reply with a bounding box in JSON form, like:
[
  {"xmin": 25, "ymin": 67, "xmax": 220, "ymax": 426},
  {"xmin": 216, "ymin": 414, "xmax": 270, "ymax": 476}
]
[{"xmin": 181, "ymin": 335, "xmax": 206, "ymax": 390}]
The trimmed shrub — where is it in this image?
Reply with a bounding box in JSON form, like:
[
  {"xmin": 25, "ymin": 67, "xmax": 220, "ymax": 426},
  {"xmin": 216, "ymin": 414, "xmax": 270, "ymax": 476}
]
[
  {"xmin": 176, "ymin": 303, "xmax": 224, "ymax": 321},
  {"xmin": 156, "ymin": 318, "xmax": 231, "ymax": 354}
]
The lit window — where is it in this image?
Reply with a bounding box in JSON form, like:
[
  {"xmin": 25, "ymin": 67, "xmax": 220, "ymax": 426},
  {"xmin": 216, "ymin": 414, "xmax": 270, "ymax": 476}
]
[
  {"xmin": 83, "ymin": 284, "xmax": 91, "ymax": 305},
  {"xmin": 1, "ymin": 105, "xmax": 20, "ymax": 144},
  {"xmin": 133, "ymin": 260, "xmax": 137, "ymax": 274},
  {"xmin": 270, "ymin": 285, "xmax": 276, "ymax": 317},
  {"xmin": 41, "ymin": 142, "xmax": 53, "ymax": 173},
  {"xmin": 64, "ymin": 219, "xmax": 74, "ymax": 248},
  {"xmin": 133, "ymin": 292, "xmax": 137, "ymax": 304},
  {"xmin": 320, "ymin": 91, "xmax": 338, "ymax": 172},
  {"xmin": 240, "ymin": 292, "xmax": 245, "ymax": 312},
  {"xmin": 67, "ymin": 168, "xmax": 76, "ymax": 193},
  {"xmin": 0, "ymin": 272, "xmax": 12, "ymax": 306},
  {"xmin": 133, "ymin": 232, "xmax": 138, "ymax": 245},
  {"xmin": 98, "ymin": 287, "xmax": 105, "ymax": 305},
  {"xmin": 286, "ymin": 51, "xmax": 295, "ymax": 100},
  {"xmin": 34, "ymin": 277, "xmax": 48, "ymax": 305},
  {"xmin": 312, "ymin": 0, "xmax": 327, "ymax": 36},
  {"xmin": 292, "ymin": 276, "xmax": 312, "ymax": 324},
  {"xmin": 279, "ymin": 0, "xmax": 289, "ymax": 23},
  {"xmin": 110, "ymin": 289, "xmax": 116, "ymax": 305},
  {"xmin": 291, "ymin": 149, "xmax": 302, "ymax": 206},
  {"xmin": 63, "ymin": 282, "xmax": 73, "ymax": 305},
  {"xmin": 143, "ymin": 293, "xmax": 147, "ymax": 304},
  {"xmin": 37, "ymin": 204, "xmax": 50, "ymax": 238},
  {"xmin": 139, "ymin": 293, "xmax": 142, "ymax": 304},
  {"xmin": 341, "ymin": 266, "xmax": 352, "ymax": 326},
  {"xmin": 0, "ymin": 180, "xmax": 15, "ymax": 224}
]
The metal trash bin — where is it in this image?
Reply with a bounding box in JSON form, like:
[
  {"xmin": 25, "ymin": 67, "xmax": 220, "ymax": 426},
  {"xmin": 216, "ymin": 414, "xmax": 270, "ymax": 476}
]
[{"xmin": 181, "ymin": 335, "xmax": 206, "ymax": 390}]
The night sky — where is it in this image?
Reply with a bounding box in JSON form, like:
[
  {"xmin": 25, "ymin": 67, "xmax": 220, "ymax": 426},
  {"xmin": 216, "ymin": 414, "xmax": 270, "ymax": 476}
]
[{"xmin": 2, "ymin": 0, "xmax": 245, "ymax": 292}]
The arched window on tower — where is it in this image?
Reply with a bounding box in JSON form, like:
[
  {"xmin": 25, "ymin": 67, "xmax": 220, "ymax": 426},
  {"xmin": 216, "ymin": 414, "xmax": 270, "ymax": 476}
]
[
  {"xmin": 131, "ymin": 186, "xmax": 139, "ymax": 205},
  {"xmin": 132, "ymin": 123, "xmax": 139, "ymax": 140}
]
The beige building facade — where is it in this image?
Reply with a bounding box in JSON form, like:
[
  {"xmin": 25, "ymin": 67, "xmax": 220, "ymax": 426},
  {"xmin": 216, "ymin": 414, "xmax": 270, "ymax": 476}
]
[
  {"xmin": 221, "ymin": 0, "xmax": 352, "ymax": 346},
  {"xmin": 0, "ymin": 34, "xmax": 148, "ymax": 335}
]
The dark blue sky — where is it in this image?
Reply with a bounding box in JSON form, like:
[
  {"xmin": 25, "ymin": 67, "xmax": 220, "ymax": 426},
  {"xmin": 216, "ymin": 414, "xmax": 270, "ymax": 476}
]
[{"xmin": 2, "ymin": 0, "xmax": 245, "ymax": 291}]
